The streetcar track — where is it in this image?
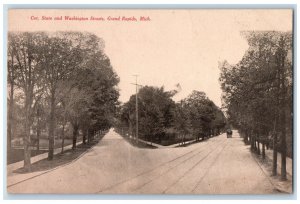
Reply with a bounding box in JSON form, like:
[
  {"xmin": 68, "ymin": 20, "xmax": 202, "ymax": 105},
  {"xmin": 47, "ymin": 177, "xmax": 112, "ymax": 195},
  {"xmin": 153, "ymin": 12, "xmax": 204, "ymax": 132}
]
[
  {"xmin": 162, "ymin": 139, "xmax": 228, "ymax": 194},
  {"xmin": 191, "ymin": 140, "xmax": 228, "ymax": 193},
  {"xmin": 131, "ymin": 139, "xmax": 227, "ymax": 193},
  {"xmin": 119, "ymin": 139, "xmax": 226, "ymax": 193},
  {"xmin": 8, "ymin": 134, "xmax": 227, "ymax": 193},
  {"xmin": 96, "ymin": 138, "xmax": 224, "ymax": 193}
]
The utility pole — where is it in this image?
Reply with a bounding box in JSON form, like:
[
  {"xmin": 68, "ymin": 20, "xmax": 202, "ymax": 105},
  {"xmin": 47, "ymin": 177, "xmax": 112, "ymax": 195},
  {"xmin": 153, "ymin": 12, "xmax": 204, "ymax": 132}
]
[{"xmin": 131, "ymin": 75, "xmax": 142, "ymax": 144}]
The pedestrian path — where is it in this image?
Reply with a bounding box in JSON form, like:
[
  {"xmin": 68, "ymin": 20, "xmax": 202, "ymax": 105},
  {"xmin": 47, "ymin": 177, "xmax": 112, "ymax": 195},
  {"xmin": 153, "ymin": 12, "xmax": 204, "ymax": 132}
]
[
  {"xmin": 265, "ymin": 149, "xmax": 293, "ymax": 176},
  {"xmin": 7, "ymin": 140, "xmax": 82, "ymax": 186}
]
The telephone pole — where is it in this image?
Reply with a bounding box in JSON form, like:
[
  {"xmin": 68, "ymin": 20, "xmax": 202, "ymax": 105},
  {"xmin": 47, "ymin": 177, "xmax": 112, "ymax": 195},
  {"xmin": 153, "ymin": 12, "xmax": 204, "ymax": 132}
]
[{"xmin": 131, "ymin": 75, "xmax": 142, "ymax": 144}]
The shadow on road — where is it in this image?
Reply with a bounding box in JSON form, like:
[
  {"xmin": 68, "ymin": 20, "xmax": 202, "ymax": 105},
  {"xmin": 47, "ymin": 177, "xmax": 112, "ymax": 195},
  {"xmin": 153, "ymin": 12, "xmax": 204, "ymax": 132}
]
[
  {"xmin": 175, "ymin": 136, "xmax": 215, "ymax": 148},
  {"xmin": 13, "ymin": 140, "xmax": 100, "ymax": 174},
  {"xmin": 124, "ymin": 137, "xmax": 158, "ymax": 149}
]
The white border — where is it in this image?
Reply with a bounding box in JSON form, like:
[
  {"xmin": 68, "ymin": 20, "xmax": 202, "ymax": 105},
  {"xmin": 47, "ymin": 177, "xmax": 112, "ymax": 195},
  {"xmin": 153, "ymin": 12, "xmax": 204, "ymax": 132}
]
[{"xmin": 0, "ymin": 0, "xmax": 299, "ymax": 203}]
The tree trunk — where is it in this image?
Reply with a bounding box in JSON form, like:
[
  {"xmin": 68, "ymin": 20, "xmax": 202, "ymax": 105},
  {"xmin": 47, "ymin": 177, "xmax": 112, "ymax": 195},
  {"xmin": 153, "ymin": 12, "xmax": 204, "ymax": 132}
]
[
  {"xmin": 22, "ymin": 51, "xmax": 35, "ymax": 170},
  {"xmin": 257, "ymin": 139, "xmax": 260, "ymax": 155},
  {"xmin": 72, "ymin": 123, "xmax": 79, "ymax": 149},
  {"xmin": 262, "ymin": 142, "xmax": 265, "ymax": 159},
  {"xmin": 8, "ymin": 54, "xmax": 15, "ymax": 152},
  {"xmin": 280, "ymin": 109, "xmax": 287, "ymax": 181},
  {"xmin": 280, "ymin": 59, "xmax": 287, "ymax": 181},
  {"xmin": 87, "ymin": 129, "xmax": 91, "ymax": 144},
  {"xmin": 245, "ymin": 133, "xmax": 249, "ymax": 143},
  {"xmin": 36, "ymin": 107, "xmax": 41, "ymax": 151},
  {"xmin": 61, "ymin": 118, "xmax": 65, "ymax": 154},
  {"xmin": 250, "ymin": 133, "xmax": 254, "ymax": 150},
  {"xmin": 82, "ymin": 128, "xmax": 87, "ymax": 145},
  {"xmin": 272, "ymin": 118, "xmax": 278, "ymax": 176},
  {"xmin": 8, "ymin": 88, "xmax": 13, "ymax": 151},
  {"xmin": 24, "ymin": 54, "xmax": 34, "ymax": 170},
  {"xmin": 129, "ymin": 120, "xmax": 133, "ymax": 141},
  {"xmin": 8, "ymin": 87, "xmax": 14, "ymax": 151},
  {"xmin": 23, "ymin": 97, "xmax": 31, "ymax": 170},
  {"xmin": 48, "ymin": 90, "xmax": 55, "ymax": 160},
  {"xmin": 272, "ymin": 61, "xmax": 281, "ymax": 176}
]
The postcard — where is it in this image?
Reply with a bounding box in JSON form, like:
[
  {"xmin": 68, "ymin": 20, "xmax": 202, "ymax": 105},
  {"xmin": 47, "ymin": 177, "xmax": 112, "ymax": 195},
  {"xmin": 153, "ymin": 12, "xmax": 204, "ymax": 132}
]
[{"xmin": 6, "ymin": 8, "xmax": 293, "ymax": 195}]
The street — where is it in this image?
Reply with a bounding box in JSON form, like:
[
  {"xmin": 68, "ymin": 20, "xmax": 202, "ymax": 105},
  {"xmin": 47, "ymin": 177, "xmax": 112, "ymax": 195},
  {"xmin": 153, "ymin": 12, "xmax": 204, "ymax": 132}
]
[{"xmin": 8, "ymin": 129, "xmax": 277, "ymax": 194}]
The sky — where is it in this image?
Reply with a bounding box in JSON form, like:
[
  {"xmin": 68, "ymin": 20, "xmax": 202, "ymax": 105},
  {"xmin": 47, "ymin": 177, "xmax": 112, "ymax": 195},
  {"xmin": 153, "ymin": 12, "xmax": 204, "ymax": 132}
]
[{"xmin": 8, "ymin": 9, "xmax": 293, "ymax": 107}]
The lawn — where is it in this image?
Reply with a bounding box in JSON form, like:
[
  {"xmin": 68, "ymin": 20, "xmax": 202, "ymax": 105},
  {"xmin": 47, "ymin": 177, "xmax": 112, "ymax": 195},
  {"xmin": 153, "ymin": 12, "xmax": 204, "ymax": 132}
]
[{"xmin": 8, "ymin": 137, "xmax": 83, "ymax": 164}]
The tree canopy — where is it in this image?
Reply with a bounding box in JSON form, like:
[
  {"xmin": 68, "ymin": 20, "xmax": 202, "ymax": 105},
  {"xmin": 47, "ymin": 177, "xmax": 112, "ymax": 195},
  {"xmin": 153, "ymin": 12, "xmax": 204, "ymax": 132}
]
[
  {"xmin": 7, "ymin": 31, "xmax": 120, "ymax": 168},
  {"xmin": 117, "ymin": 86, "xmax": 226, "ymax": 145},
  {"xmin": 219, "ymin": 31, "xmax": 292, "ymax": 180}
]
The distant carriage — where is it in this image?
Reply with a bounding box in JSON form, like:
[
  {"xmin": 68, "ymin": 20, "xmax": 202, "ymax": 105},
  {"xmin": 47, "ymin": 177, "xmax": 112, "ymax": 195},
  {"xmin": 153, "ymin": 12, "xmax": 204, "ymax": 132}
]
[{"xmin": 226, "ymin": 129, "xmax": 233, "ymax": 138}]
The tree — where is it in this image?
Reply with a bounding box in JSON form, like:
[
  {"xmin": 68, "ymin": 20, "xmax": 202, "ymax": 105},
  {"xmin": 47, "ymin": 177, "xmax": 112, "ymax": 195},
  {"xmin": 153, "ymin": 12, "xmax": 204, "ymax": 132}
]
[
  {"xmin": 8, "ymin": 31, "xmax": 120, "ymax": 168},
  {"xmin": 219, "ymin": 31, "xmax": 292, "ymax": 180},
  {"xmin": 118, "ymin": 86, "xmax": 224, "ymax": 145},
  {"xmin": 54, "ymin": 41, "xmax": 119, "ymax": 149},
  {"xmin": 38, "ymin": 32, "xmax": 84, "ymax": 159},
  {"xmin": 7, "ymin": 36, "xmax": 16, "ymax": 151},
  {"xmin": 211, "ymin": 108, "xmax": 226, "ymax": 136},
  {"xmin": 8, "ymin": 32, "xmax": 47, "ymax": 170},
  {"xmin": 119, "ymin": 86, "xmax": 175, "ymax": 143},
  {"xmin": 173, "ymin": 101, "xmax": 192, "ymax": 145},
  {"xmin": 183, "ymin": 91, "xmax": 217, "ymax": 141}
]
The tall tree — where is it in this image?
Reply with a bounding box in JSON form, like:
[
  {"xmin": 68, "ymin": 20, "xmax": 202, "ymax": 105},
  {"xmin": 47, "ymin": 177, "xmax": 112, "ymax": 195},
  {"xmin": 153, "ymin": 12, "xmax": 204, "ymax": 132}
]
[
  {"xmin": 120, "ymin": 86, "xmax": 175, "ymax": 143},
  {"xmin": 219, "ymin": 31, "xmax": 292, "ymax": 180},
  {"xmin": 118, "ymin": 87, "xmax": 223, "ymax": 145},
  {"xmin": 55, "ymin": 47, "xmax": 120, "ymax": 149},
  {"xmin": 8, "ymin": 32, "xmax": 46, "ymax": 170},
  {"xmin": 38, "ymin": 32, "xmax": 83, "ymax": 159},
  {"xmin": 183, "ymin": 91, "xmax": 216, "ymax": 140},
  {"xmin": 7, "ymin": 36, "xmax": 16, "ymax": 151},
  {"xmin": 173, "ymin": 101, "xmax": 192, "ymax": 144},
  {"xmin": 8, "ymin": 31, "xmax": 120, "ymax": 168}
]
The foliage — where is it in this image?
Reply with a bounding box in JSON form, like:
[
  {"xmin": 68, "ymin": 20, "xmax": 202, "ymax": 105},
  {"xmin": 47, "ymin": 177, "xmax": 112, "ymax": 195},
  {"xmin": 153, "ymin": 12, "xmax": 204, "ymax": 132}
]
[
  {"xmin": 7, "ymin": 31, "xmax": 120, "ymax": 167},
  {"xmin": 219, "ymin": 31, "xmax": 292, "ymax": 179},
  {"xmin": 117, "ymin": 86, "xmax": 226, "ymax": 144}
]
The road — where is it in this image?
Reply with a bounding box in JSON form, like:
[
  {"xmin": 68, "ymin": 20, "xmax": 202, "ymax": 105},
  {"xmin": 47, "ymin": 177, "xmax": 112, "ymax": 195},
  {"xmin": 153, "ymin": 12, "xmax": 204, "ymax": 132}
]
[{"xmin": 7, "ymin": 129, "xmax": 277, "ymax": 194}]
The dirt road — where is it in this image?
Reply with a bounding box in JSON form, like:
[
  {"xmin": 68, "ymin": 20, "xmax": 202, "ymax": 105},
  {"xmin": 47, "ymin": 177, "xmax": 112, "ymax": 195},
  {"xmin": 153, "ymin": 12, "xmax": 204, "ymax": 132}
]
[{"xmin": 7, "ymin": 129, "xmax": 277, "ymax": 194}]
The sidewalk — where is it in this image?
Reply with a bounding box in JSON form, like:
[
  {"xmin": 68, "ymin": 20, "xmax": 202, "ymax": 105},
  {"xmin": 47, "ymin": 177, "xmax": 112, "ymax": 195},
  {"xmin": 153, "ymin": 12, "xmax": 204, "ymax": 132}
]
[
  {"xmin": 7, "ymin": 140, "xmax": 82, "ymax": 187},
  {"xmin": 265, "ymin": 149, "xmax": 293, "ymax": 176}
]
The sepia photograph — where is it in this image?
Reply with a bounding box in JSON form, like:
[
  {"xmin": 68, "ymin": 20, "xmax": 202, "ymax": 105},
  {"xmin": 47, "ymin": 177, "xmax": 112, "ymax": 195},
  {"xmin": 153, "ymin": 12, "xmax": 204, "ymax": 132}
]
[{"xmin": 5, "ymin": 7, "xmax": 294, "ymax": 195}]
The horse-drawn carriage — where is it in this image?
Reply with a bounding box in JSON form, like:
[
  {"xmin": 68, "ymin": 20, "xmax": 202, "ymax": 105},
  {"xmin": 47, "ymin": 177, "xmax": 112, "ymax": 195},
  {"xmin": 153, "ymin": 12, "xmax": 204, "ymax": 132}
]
[{"xmin": 226, "ymin": 129, "xmax": 233, "ymax": 138}]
